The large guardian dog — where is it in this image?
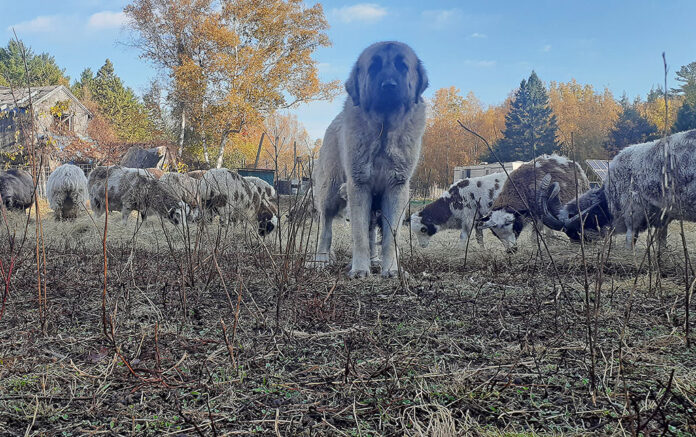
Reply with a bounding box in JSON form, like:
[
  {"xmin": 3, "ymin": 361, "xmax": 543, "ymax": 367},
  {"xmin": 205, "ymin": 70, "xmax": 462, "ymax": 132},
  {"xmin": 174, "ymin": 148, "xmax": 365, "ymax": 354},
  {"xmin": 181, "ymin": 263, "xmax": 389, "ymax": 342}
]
[{"xmin": 312, "ymin": 41, "xmax": 428, "ymax": 278}]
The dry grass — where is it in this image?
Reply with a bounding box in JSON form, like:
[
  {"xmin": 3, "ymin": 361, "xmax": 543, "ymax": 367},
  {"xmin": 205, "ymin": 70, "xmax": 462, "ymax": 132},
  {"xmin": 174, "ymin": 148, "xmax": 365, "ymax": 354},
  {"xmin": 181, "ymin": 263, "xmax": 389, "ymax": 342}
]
[{"xmin": 0, "ymin": 203, "xmax": 694, "ymax": 436}]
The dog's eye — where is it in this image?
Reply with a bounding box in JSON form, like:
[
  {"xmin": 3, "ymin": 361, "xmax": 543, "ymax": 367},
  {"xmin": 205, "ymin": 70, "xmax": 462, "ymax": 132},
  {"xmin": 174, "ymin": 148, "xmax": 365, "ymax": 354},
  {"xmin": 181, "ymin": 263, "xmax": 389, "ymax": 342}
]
[
  {"xmin": 395, "ymin": 56, "xmax": 408, "ymax": 74},
  {"xmin": 368, "ymin": 57, "xmax": 382, "ymax": 76},
  {"xmin": 420, "ymin": 226, "xmax": 427, "ymax": 234}
]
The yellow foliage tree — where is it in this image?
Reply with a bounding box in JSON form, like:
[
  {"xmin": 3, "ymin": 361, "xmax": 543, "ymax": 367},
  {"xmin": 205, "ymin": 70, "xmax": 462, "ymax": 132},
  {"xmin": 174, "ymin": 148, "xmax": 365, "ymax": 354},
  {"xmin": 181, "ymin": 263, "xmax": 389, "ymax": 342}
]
[
  {"xmin": 548, "ymin": 79, "xmax": 621, "ymax": 161},
  {"xmin": 415, "ymin": 87, "xmax": 507, "ymax": 189},
  {"xmin": 125, "ymin": 0, "xmax": 340, "ymax": 167}
]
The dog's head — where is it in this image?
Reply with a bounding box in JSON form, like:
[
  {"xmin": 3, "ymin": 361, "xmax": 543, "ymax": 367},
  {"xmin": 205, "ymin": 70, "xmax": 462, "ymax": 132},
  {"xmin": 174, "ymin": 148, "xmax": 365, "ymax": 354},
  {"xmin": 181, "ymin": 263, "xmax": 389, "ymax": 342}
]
[{"xmin": 345, "ymin": 41, "xmax": 428, "ymax": 114}]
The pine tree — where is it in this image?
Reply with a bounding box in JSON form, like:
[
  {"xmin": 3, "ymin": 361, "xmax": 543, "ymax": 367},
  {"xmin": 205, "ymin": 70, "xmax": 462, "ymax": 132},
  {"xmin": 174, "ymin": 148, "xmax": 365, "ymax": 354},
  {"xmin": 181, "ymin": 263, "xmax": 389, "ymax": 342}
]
[
  {"xmin": 0, "ymin": 39, "xmax": 69, "ymax": 87},
  {"xmin": 489, "ymin": 71, "xmax": 559, "ymax": 162},
  {"xmin": 77, "ymin": 59, "xmax": 155, "ymax": 142},
  {"xmin": 671, "ymin": 61, "xmax": 696, "ymax": 104},
  {"xmin": 673, "ymin": 101, "xmax": 696, "ymax": 133},
  {"xmin": 606, "ymin": 97, "xmax": 657, "ymax": 156}
]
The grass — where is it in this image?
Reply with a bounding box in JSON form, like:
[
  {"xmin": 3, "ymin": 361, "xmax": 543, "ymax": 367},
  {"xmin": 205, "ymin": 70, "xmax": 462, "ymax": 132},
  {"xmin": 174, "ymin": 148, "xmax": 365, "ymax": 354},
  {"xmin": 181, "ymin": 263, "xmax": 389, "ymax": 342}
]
[{"xmin": 0, "ymin": 201, "xmax": 694, "ymax": 435}]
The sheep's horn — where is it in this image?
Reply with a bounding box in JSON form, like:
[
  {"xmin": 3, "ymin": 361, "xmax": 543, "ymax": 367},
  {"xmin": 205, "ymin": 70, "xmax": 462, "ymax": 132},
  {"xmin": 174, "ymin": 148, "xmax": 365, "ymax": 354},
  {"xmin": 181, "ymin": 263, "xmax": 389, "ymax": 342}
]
[{"xmin": 538, "ymin": 175, "xmax": 566, "ymax": 231}]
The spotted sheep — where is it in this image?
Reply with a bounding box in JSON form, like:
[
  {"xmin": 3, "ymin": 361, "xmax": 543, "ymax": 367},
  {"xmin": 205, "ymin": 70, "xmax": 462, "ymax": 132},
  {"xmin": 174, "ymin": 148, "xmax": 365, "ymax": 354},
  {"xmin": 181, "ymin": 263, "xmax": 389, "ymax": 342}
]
[
  {"xmin": 0, "ymin": 169, "xmax": 34, "ymax": 212},
  {"xmin": 539, "ymin": 130, "xmax": 696, "ymax": 248},
  {"xmin": 47, "ymin": 164, "xmax": 88, "ymax": 220},
  {"xmin": 243, "ymin": 176, "xmax": 278, "ymax": 203},
  {"xmin": 159, "ymin": 172, "xmax": 202, "ymax": 217},
  {"xmin": 481, "ymin": 154, "xmax": 590, "ymax": 250},
  {"xmin": 198, "ymin": 168, "xmax": 279, "ymax": 236},
  {"xmin": 410, "ymin": 172, "xmax": 507, "ymax": 248},
  {"xmin": 88, "ymin": 166, "xmax": 189, "ymax": 226}
]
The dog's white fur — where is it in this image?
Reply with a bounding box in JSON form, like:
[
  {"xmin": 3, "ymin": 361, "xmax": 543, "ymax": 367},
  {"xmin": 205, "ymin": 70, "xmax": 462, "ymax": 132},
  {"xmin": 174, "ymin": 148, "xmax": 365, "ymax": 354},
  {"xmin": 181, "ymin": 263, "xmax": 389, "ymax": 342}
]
[{"xmin": 312, "ymin": 41, "xmax": 428, "ymax": 278}]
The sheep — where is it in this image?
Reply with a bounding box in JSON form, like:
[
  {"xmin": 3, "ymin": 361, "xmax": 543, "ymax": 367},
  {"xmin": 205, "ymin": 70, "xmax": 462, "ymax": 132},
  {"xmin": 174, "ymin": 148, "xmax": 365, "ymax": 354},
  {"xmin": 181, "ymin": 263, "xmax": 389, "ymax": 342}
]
[
  {"xmin": 160, "ymin": 172, "xmax": 201, "ymax": 208},
  {"xmin": 47, "ymin": 164, "xmax": 88, "ymax": 220},
  {"xmin": 88, "ymin": 165, "xmax": 189, "ymax": 226},
  {"xmin": 0, "ymin": 169, "xmax": 34, "ymax": 212},
  {"xmin": 243, "ymin": 176, "xmax": 277, "ymax": 203},
  {"xmin": 539, "ymin": 130, "xmax": 696, "ymax": 248},
  {"xmin": 118, "ymin": 171, "xmax": 190, "ymax": 226},
  {"xmin": 410, "ymin": 172, "xmax": 507, "ymax": 248},
  {"xmin": 480, "ymin": 154, "xmax": 589, "ymax": 250},
  {"xmin": 198, "ymin": 168, "xmax": 278, "ymax": 236}
]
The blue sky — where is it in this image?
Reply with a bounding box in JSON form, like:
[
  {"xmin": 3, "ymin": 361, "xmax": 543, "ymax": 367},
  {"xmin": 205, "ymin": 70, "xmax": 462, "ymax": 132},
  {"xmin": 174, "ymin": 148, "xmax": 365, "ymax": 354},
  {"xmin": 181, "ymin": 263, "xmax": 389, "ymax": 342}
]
[{"xmin": 3, "ymin": 1, "xmax": 696, "ymax": 140}]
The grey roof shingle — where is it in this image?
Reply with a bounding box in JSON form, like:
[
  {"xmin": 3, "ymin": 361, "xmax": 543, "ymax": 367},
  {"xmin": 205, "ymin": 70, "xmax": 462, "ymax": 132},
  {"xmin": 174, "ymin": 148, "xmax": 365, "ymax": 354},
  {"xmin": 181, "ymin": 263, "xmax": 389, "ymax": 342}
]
[{"xmin": 0, "ymin": 85, "xmax": 92, "ymax": 116}]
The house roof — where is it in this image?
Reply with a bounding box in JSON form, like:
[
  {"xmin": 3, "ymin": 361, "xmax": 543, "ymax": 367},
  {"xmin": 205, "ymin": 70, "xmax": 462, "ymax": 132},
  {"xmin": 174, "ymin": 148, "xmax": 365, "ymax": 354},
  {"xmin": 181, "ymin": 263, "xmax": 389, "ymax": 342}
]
[{"xmin": 0, "ymin": 85, "xmax": 92, "ymax": 117}]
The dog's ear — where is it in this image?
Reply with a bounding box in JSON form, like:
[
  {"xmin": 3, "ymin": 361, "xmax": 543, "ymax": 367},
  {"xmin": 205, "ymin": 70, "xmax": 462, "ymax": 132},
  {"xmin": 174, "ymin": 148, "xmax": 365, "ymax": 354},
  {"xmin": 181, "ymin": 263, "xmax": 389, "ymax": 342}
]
[
  {"xmin": 414, "ymin": 60, "xmax": 428, "ymax": 104},
  {"xmin": 345, "ymin": 64, "xmax": 360, "ymax": 106}
]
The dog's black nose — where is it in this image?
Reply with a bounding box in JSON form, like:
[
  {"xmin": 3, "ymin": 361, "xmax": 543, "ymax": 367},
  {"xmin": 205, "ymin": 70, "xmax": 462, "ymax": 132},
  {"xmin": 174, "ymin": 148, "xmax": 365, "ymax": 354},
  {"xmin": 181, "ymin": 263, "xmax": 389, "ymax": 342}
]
[{"xmin": 381, "ymin": 79, "xmax": 397, "ymax": 89}]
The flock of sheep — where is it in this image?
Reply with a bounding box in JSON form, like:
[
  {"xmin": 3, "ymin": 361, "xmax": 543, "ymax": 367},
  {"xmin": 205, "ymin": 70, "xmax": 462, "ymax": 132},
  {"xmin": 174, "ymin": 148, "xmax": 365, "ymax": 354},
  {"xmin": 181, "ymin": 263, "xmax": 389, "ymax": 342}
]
[
  {"xmin": 0, "ymin": 129, "xmax": 694, "ymax": 261},
  {"xmin": 0, "ymin": 164, "xmax": 279, "ymax": 236}
]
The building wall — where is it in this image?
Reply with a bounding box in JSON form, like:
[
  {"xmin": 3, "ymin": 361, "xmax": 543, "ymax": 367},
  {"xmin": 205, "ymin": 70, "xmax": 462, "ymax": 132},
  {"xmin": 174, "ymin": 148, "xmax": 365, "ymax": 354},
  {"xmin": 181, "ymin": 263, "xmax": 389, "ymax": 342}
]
[{"xmin": 33, "ymin": 88, "xmax": 90, "ymax": 138}]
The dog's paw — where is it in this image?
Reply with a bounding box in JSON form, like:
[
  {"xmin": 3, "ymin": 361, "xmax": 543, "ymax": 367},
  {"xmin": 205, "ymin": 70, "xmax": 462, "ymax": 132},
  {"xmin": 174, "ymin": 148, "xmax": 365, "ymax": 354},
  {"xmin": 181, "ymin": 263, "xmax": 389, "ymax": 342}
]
[
  {"xmin": 305, "ymin": 253, "xmax": 332, "ymax": 270},
  {"xmin": 348, "ymin": 269, "xmax": 370, "ymax": 279},
  {"xmin": 381, "ymin": 269, "xmax": 409, "ymax": 279}
]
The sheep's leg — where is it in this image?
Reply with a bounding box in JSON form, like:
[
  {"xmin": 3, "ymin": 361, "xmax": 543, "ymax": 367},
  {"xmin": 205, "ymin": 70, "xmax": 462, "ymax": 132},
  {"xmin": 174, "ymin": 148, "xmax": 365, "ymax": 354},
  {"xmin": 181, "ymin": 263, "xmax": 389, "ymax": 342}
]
[{"xmin": 121, "ymin": 209, "xmax": 131, "ymax": 225}]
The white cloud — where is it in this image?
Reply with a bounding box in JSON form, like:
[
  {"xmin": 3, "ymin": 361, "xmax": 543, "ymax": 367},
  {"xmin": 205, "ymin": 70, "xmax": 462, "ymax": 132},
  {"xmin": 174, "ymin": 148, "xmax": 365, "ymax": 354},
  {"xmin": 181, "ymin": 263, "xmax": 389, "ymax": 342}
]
[
  {"xmin": 422, "ymin": 9, "xmax": 462, "ymax": 28},
  {"xmin": 87, "ymin": 11, "xmax": 127, "ymax": 30},
  {"xmin": 470, "ymin": 32, "xmax": 487, "ymax": 39},
  {"xmin": 464, "ymin": 59, "xmax": 496, "ymax": 68},
  {"xmin": 333, "ymin": 4, "xmax": 387, "ymax": 23},
  {"xmin": 542, "ymin": 44, "xmax": 552, "ymax": 52},
  {"xmin": 8, "ymin": 15, "xmax": 62, "ymax": 33}
]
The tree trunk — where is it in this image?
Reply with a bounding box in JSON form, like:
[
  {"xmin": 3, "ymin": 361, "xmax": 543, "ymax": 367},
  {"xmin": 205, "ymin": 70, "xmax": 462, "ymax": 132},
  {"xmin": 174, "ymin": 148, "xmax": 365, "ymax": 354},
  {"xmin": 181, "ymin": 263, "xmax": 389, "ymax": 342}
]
[
  {"xmin": 178, "ymin": 110, "xmax": 186, "ymax": 159},
  {"xmin": 202, "ymin": 134, "xmax": 210, "ymax": 164},
  {"xmin": 216, "ymin": 130, "xmax": 229, "ymax": 168}
]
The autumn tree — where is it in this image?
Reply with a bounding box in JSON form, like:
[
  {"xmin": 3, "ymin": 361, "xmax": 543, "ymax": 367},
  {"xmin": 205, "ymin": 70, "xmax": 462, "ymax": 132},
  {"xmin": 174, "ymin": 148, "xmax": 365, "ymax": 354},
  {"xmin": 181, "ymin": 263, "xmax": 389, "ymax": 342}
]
[
  {"xmin": 641, "ymin": 86, "xmax": 682, "ymax": 135},
  {"xmin": 415, "ymin": 87, "xmax": 507, "ymax": 188},
  {"xmin": 0, "ymin": 39, "xmax": 69, "ymax": 87},
  {"xmin": 490, "ymin": 71, "xmax": 559, "ymax": 162},
  {"xmin": 124, "ymin": 0, "xmax": 340, "ymax": 167},
  {"xmin": 73, "ymin": 60, "xmax": 155, "ymax": 142},
  {"xmin": 548, "ymin": 79, "xmax": 620, "ymax": 161},
  {"xmin": 262, "ymin": 112, "xmax": 311, "ymax": 176}
]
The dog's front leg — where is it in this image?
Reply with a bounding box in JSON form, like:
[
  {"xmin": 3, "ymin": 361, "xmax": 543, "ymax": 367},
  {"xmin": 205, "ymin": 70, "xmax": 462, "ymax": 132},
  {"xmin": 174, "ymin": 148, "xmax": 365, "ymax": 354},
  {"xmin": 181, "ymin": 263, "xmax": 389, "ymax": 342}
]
[
  {"xmin": 380, "ymin": 184, "xmax": 409, "ymax": 278},
  {"xmin": 347, "ymin": 182, "xmax": 372, "ymax": 278}
]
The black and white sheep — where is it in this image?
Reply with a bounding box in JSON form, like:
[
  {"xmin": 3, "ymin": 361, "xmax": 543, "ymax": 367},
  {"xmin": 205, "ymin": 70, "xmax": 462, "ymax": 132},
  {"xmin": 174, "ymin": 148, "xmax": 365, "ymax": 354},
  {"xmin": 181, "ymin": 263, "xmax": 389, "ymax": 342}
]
[
  {"xmin": 480, "ymin": 154, "xmax": 589, "ymax": 250},
  {"xmin": 47, "ymin": 164, "xmax": 88, "ymax": 220},
  {"xmin": 410, "ymin": 172, "xmax": 507, "ymax": 248},
  {"xmin": 88, "ymin": 166, "xmax": 189, "ymax": 226},
  {"xmin": 159, "ymin": 172, "xmax": 202, "ymax": 219},
  {"xmin": 0, "ymin": 169, "xmax": 34, "ymax": 212},
  {"xmin": 198, "ymin": 168, "xmax": 278, "ymax": 236},
  {"xmin": 539, "ymin": 130, "xmax": 696, "ymax": 248},
  {"xmin": 243, "ymin": 176, "xmax": 277, "ymax": 203}
]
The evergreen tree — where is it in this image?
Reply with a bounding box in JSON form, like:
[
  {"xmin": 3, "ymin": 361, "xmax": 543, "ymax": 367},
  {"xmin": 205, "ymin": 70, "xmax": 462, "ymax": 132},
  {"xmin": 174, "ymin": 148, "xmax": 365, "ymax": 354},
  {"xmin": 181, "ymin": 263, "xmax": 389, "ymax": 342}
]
[
  {"xmin": 489, "ymin": 71, "xmax": 559, "ymax": 162},
  {"xmin": 0, "ymin": 40, "xmax": 69, "ymax": 87},
  {"xmin": 606, "ymin": 97, "xmax": 657, "ymax": 156},
  {"xmin": 76, "ymin": 60, "xmax": 154, "ymax": 142},
  {"xmin": 671, "ymin": 61, "xmax": 696, "ymax": 104},
  {"xmin": 673, "ymin": 101, "xmax": 696, "ymax": 133}
]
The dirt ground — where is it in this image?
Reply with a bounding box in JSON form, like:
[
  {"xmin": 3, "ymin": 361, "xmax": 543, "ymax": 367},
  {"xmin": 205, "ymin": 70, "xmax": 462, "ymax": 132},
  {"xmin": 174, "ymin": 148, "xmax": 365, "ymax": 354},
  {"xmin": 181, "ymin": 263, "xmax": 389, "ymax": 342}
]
[{"xmin": 0, "ymin": 201, "xmax": 695, "ymax": 436}]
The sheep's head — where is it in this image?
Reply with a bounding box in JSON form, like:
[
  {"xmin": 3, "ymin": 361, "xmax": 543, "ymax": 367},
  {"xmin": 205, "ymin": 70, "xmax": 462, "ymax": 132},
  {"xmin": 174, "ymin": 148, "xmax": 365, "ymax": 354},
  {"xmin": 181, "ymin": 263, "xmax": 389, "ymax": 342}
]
[
  {"xmin": 410, "ymin": 212, "xmax": 438, "ymax": 248},
  {"xmin": 480, "ymin": 208, "xmax": 524, "ymax": 252},
  {"xmin": 167, "ymin": 201, "xmax": 190, "ymax": 226},
  {"xmin": 257, "ymin": 200, "xmax": 278, "ymax": 236}
]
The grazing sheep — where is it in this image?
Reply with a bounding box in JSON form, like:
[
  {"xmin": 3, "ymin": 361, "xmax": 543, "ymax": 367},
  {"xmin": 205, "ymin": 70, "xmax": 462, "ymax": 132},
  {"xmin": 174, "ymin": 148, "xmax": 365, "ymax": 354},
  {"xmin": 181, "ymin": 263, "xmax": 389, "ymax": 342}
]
[
  {"xmin": 244, "ymin": 176, "xmax": 277, "ymax": 203},
  {"xmin": 480, "ymin": 154, "xmax": 589, "ymax": 250},
  {"xmin": 160, "ymin": 172, "xmax": 201, "ymax": 219},
  {"xmin": 118, "ymin": 171, "xmax": 190, "ymax": 226},
  {"xmin": 0, "ymin": 169, "xmax": 34, "ymax": 211},
  {"xmin": 87, "ymin": 166, "xmax": 130, "ymax": 217},
  {"xmin": 199, "ymin": 168, "xmax": 278, "ymax": 236},
  {"xmin": 47, "ymin": 164, "xmax": 88, "ymax": 220},
  {"xmin": 410, "ymin": 172, "xmax": 507, "ymax": 248},
  {"xmin": 539, "ymin": 130, "xmax": 696, "ymax": 248},
  {"xmin": 88, "ymin": 165, "xmax": 189, "ymax": 226}
]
